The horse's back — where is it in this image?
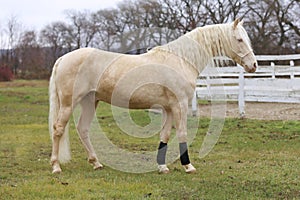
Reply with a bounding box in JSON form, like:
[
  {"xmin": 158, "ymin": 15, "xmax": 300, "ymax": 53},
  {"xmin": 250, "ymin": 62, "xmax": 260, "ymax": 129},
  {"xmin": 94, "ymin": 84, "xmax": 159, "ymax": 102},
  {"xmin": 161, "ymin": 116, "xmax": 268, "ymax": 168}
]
[{"xmin": 56, "ymin": 48, "xmax": 118, "ymax": 73}]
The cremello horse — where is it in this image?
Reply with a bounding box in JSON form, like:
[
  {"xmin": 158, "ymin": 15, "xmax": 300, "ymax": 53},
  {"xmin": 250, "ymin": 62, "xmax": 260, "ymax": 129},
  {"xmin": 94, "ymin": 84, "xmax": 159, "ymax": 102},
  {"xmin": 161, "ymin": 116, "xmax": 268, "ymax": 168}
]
[{"xmin": 49, "ymin": 19, "xmax": 257, "ymax": 174}]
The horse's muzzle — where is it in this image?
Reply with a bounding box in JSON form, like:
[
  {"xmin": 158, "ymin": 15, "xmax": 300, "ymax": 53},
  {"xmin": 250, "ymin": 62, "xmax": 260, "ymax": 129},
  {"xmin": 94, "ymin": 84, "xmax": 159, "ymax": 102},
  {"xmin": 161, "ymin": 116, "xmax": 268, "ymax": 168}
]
[{"xmin": 246, "ymin": 62, "xmax": 257, "ymax": 73}]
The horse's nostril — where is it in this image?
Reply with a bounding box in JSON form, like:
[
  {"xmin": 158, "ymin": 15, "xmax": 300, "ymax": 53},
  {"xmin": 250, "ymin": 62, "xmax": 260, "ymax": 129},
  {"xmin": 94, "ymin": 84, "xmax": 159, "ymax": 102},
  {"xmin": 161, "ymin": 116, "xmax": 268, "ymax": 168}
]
[{"xmin": 254, "ymin": 63, "xmax": 257, "ymax": 68}]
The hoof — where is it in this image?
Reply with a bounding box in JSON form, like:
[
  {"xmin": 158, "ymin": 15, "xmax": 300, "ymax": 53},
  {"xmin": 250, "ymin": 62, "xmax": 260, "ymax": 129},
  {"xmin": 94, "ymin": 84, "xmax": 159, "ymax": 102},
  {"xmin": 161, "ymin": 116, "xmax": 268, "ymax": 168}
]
[
  {"xmin": 88, "ymin": 158, "xmax": 103, "ymax": 170},
  {"xmin": 52, "ymin": 162, "xmax": 62, "ymax": 174},
  {"xmin": 52, "ymin": 166, "xmax": 62, "ymax": 174},
  {"xmin": 93, "ymin": 163, "xmax": 104, "ymax": 170},
  {"xmin": 158, "ymin": 164, "xmax": 170, "ymax": 174},
  {"xmin": 183, "ymin": 164, "xmax": 196, "ymax": 174}
]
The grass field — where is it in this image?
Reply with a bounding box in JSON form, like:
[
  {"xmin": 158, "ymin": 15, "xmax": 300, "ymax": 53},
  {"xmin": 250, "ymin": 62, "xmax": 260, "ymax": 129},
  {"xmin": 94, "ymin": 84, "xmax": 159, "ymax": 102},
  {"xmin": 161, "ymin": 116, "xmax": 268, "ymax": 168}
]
[{"xmin": 0, "ymin": 80, "xmax": 299, "ymax": 199}]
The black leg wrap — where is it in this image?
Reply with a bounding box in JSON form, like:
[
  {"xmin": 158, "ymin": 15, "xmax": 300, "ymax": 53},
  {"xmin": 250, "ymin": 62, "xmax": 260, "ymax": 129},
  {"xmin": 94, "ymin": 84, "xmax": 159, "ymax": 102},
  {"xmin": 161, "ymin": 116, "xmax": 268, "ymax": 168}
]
[
  {"xmin": 179, "ymin": 142, "xmax": 191, "ymax": 165},
  {"xmin": 157, "ymin": 142, "xmax": 168, "ymax": 165}
]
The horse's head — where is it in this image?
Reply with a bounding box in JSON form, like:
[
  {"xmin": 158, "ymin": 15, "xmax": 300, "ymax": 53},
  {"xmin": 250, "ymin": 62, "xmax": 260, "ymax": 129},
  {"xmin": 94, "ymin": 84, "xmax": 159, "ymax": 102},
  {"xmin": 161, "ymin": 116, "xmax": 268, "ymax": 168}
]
[{"xmin": 229, "ymin": 19, "xmax": 257, "ymax": 73}]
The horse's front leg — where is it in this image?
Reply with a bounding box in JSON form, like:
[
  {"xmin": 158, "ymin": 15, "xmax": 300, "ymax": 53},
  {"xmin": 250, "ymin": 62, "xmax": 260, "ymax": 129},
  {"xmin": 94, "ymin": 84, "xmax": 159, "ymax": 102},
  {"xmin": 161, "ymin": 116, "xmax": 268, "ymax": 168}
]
[
  {"xmin": 157, "ymin": 109, "xmax": 173, "ymax": 174},
  {"xmin": 172, "ymin": 103, "xmax": 196, "ymax": 174}
]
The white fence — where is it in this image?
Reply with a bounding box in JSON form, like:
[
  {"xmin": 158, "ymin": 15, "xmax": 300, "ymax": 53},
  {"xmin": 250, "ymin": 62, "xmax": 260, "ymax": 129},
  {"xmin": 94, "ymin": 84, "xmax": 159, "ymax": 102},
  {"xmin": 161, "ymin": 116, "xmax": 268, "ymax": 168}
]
[{"xmin": 192, "ymin": 54, "xmax": 300, "ymax": 117}]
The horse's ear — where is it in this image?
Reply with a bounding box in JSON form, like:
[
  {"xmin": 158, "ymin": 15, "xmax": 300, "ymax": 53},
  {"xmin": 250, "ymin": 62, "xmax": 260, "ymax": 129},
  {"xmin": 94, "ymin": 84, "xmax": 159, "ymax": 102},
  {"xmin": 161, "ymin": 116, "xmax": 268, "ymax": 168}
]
[
  {"xmin": 233, "ymin": 18, "xmax": 240, "ymax": 29},
  {"xmin": 240, "ymin": 19, "xmax": 244, "ymax": 26}
]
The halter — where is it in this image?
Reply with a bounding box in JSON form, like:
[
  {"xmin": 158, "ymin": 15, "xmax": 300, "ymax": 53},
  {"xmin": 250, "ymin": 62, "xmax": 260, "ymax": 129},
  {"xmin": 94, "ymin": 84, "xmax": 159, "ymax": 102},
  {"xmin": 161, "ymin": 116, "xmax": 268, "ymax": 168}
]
[{"xmin": 231, "ymin": 48, "xmax": 253, "ymax": 63}]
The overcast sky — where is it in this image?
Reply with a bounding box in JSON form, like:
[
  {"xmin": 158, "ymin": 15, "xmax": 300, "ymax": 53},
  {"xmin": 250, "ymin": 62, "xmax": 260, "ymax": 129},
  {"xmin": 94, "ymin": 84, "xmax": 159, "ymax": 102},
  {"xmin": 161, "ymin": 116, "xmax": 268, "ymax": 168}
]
[{"xmin": 0, "ymin": 0, "xmax": 122, "ymax": 30}]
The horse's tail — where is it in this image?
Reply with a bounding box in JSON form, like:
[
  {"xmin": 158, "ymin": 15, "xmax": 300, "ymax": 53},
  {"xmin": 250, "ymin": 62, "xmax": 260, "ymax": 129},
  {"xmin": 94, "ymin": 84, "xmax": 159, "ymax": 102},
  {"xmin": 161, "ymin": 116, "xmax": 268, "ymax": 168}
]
[{"xmin": 49, "ymin": 57, "xmax": 71, "ymax": 163}]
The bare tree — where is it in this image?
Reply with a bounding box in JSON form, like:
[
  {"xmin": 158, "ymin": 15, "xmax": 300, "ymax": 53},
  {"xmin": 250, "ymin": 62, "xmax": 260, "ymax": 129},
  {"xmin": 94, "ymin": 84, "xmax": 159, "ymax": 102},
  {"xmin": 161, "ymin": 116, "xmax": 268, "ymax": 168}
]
[
  {"xmin": 40, "ymin": 21, "xmax": 73, "ymax": 69},
  {"xmin": 93, "ymin": 8, "xmax": 124, "ymax": 51},
  {"xmin": 5, "ymin": 15, "xmax": 22, "ymax": 74},
  {"xmin": 270, "ymin": 0, "xmax": 300, "ymax": 54},
  {"xmin": 159, "ymin": 0, "xmax": 207, "ymax": 33},
  {"xmin": 6, "ymin": 15, "xmax": 21, "ymax": 50},
  {"xmin": 64, "ymin": 10, "xmax": 100, "ymax": 49},
  {"xmin": 16, "ymin": 30, "xmax": 46, "ymax": 79},
  {"xmin": 245, "ymin": 0, "xmax": 278, "ymax": 54},
  {"xmin": 244, "ymin": 0, "xmax": 300, "ymax": 54},
  {"xmin": 280, "ymin": 0, "xmax": 300, "ymax": 52},
  {"xmin": 116, "ymin": 0, "xmax": 153, "ymax": 51},
  {"xmin": 0, "ymin": 22, "xmax": 6, "ymax": 50},
  {"xmin": 203, "ymin": 0, "xmax": 245, "ymax": 24}
]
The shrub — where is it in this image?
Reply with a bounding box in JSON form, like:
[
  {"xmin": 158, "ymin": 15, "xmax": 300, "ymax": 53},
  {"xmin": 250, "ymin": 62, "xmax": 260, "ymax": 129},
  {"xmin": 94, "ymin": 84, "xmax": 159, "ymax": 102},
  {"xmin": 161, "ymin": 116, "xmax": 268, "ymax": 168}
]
[{"xmin": 0, "ymin": 66, "xmax": 14, "ymax": 82}]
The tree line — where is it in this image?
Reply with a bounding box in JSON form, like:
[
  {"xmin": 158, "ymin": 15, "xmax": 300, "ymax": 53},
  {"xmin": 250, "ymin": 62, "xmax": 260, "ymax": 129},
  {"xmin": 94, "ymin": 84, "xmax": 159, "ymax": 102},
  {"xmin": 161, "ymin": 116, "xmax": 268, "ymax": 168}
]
[{"xmin": 0, "ymin": 0, "xmax": 299, "ymax": 79}]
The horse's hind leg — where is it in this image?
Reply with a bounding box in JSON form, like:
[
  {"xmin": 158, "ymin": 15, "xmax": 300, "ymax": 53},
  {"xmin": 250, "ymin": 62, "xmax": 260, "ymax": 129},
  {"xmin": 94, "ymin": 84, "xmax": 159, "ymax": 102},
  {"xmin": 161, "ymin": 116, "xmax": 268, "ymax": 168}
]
[
  {"xmin": 51, "ymin": 106, "xmax": 72, "ymax": 173},
  {"xmin": 77, "ymin": 94, "xmax": 103, "ymax": 170}
]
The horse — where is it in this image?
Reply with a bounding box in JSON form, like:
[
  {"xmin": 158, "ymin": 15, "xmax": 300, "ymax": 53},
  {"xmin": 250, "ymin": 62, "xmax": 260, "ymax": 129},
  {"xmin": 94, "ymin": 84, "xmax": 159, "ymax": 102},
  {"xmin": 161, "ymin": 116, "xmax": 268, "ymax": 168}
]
[{"xmin": 49, "ymin": 19, "xmax": 257, "ymax": 174}]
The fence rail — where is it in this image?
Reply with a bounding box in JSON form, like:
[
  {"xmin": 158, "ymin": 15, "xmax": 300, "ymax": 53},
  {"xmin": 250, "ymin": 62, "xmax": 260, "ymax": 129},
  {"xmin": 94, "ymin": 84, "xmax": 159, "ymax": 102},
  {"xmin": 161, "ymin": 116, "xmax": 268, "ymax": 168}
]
[{"xmin": 192, "ymin": 54, "xmax": 300, "ymax": 117}]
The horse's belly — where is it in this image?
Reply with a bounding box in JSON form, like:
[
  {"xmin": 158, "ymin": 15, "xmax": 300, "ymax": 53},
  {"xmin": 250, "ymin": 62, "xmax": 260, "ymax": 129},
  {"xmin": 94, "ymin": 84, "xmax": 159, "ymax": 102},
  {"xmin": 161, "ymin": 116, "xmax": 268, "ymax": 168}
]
[{"xmin": 96, "ymin": 84, "xmax": 174, "ymax": 109}]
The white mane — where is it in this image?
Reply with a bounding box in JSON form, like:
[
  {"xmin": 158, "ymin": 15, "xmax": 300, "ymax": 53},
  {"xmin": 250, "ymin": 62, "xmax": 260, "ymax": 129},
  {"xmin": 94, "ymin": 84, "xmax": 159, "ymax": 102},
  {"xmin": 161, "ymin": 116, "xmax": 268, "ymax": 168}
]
[{"xmin": 152, "ymin": 24, "xmax": 233, "ymax": 72}]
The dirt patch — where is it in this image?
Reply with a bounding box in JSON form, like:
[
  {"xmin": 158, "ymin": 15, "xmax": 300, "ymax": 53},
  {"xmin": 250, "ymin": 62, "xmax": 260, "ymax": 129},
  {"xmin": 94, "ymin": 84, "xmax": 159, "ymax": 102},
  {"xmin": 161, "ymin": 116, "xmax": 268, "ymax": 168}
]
[
  {"xmin": 0, "ymin": 80, "xmax": 49, "ymax": 88},
  {"xmin": 198, "ymin": 102, "xmax": 300, "ymax": 121}
]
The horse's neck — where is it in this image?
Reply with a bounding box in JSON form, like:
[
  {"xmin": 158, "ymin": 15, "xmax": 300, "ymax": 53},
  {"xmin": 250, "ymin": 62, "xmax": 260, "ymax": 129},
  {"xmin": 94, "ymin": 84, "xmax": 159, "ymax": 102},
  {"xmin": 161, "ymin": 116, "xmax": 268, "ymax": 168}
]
[
  {"xmin": 157, "ymin": 35, "xmax": 211, "ymax": 73},
  {"xmin": 158, "ymin": 24, "xmax": 230, "ymax": 73},
  {"xmin": 188, "ymin": 24, "xmax": 231, "ymax": 54}
]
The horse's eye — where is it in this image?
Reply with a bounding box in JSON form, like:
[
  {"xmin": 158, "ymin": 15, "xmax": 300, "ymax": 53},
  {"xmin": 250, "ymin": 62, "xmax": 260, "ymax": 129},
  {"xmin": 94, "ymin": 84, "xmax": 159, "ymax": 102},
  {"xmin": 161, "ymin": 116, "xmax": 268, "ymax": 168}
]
[{"xmin": 238, "ymin": 39, "xmax": 243, "ymax": 42}]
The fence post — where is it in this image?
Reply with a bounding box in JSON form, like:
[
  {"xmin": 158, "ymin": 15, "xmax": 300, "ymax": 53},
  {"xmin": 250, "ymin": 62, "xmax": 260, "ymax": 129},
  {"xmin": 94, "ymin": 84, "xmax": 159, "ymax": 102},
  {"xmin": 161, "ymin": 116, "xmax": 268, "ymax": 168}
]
[
  {"xmin": 290, "ymin": 60, "xmax": 295, "ymax": 79},
  {"xmin": 191, "ymin": 90, "xmax": 197, "ymax": 116},
  {"xmin": 238, "ymin": 65, "xmax": 245, "ymax": 118},
  {"xmin": 271, "ymin": 62, "xmax": 275, "ymax": 79},
  {"xmin": 206, "ymin": 75, "xmax": 211, "ymax": 91}
]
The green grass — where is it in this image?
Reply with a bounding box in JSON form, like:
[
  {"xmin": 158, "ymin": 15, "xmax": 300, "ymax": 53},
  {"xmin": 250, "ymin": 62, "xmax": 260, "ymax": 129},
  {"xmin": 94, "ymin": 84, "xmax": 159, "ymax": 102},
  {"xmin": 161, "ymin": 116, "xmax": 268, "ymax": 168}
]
[{"xmin": 0, "ymin": 80, "xmax": 299, "ymax": 199}]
